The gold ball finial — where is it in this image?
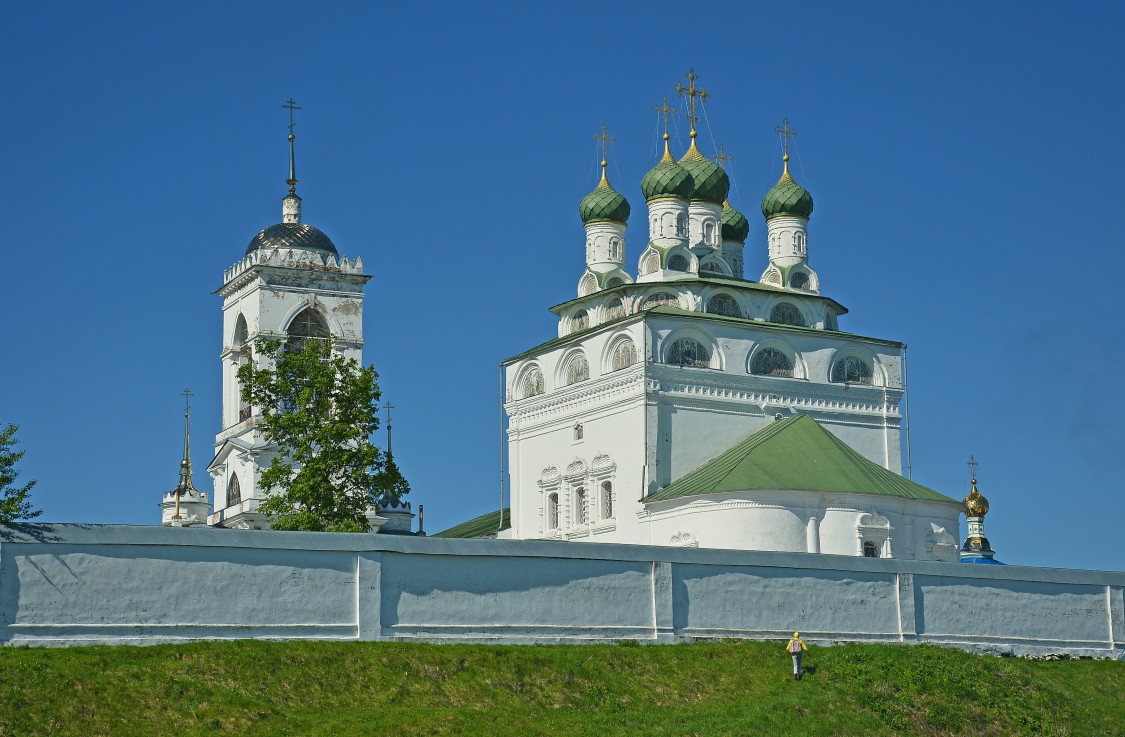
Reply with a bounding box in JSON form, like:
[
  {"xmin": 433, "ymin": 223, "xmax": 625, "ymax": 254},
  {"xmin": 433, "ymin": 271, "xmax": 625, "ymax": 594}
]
[
  {"xmin": 783, "ymin": 153, "xmax": 789, "ymax": 162},
  {"xmin": 663, "ymin": 132, "xmax": 669, "ymax": 141},
  {"xmin": 690, "ymin": 129, "xmax": 697, "ymax": 139}
]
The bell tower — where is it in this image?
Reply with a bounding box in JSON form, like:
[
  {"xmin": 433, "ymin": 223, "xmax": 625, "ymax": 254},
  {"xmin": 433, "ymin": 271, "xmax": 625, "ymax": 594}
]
[{"xmin": 207, "ymin": 100, "xmax": 371, "ymax": 529}]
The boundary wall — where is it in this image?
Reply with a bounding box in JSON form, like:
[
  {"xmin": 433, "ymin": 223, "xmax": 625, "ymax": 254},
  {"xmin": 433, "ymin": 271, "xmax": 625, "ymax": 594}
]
[{"xmin": 1, "ymin": 524, "xmax": 1122, "ymax": 657}]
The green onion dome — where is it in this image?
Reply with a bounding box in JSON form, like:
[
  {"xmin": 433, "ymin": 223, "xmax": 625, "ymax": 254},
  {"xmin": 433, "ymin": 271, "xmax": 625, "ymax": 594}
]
[
  {"xmin": 721, "ymin": 200, "xmax": 750, "ymax": 242},
  {"xmin": 761, "ymin": 154, "xmax": 814, "ymax": 220},
  {"xmin": 579, "ymin": 162, "xmax": 631, "ymax": 225},
  {"xmin": 640, "ymin": 134, "xmax": 694, "ymax": 201},
  {"xmin": 678, "ymin": 133, "xmax": 729, "ymax": 205}
]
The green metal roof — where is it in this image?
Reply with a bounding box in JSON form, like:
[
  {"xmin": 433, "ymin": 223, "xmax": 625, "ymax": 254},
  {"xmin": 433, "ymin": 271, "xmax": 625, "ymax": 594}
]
[
  {"xmin": 761, "ymin": 169, "xmax": 814, "ymax": 220},
  {"xmin": 646, "ymin": 414, "xmax": 956, "ymax": 503},
  {"xmin": 579, "ymin": 178, "xmax": 630, "ymax": 225},
  {"xmin": 432, "ymin": 507, "xmax": 511, "ymax": 538},
  {"xmin": 641, "ymin": 157, "xmax": 694, "ymax": 201},
  {"xmin": 679, "ymin": 142, "xmax": 729, "ymax": 204},
  {"xmin": 721, "ymin": 201, "xmax": 749, "ymax": 242}
]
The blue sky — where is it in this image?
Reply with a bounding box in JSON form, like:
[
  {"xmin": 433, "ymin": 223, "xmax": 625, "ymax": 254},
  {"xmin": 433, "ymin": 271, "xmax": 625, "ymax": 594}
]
[{"xmin": 3, "ymin": 1, "xmax": 1122, "ymax": 571}]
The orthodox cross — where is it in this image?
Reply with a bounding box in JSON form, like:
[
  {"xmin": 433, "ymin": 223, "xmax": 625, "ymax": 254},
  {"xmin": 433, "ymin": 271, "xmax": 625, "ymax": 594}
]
[
  {"xmin": 174, "ymin": 388, "xmax": 193, "ymax": 519},
  {"xmin": 654, "ymin": 97, "xmax": 678, "ymax": 135},
  {"xmin": 674, "ymin": 68, "xmax": 710, "ymax": 132},
  {"xmin": 383, "ymin": 400, "xmax": 395, "ymax": 455},
  {"xmin": 967, "ymin": 455, "xmax": 979, "ymax": 482},
  {"xmin": 714, "ymin": 144, "xmax": 733, "ymax": 171},
  {"xmin": 282, "ymin": 98, "xmax": 302, "ymax": 136},
  {"xmin": 181, "ymin": 387, "xmax": 193, "ymax": 415},
  {"xmin": 593, "ymin": 125, "xmax": 615, "ymax": 164},
  {"xmin": 776, "ymin": 118, "xmax": 798, "ymax": 157}
]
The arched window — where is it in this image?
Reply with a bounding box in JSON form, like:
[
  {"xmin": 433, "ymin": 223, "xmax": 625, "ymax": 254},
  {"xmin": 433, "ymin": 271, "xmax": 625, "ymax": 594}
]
[
  {"xmin": 234, "ymin": 316, "xmax": 252, "ymax": 422},
  {"xmin": 522, "ymin": 368, "xmax": 545, "ymax": 398},
  {"xmin": 606, "ymin": 277, "xmax": 625, "ymax": 289},
  {"xmin": 676, "ymin": 213, "xmax": 688, "ymax": 236},
  {"xmin": 668, "ymin": 338, "xmax": 711, "ymax": 367},
  {"xmin": 227, "ymin": 474, "xmax": 242, "ymax": 508},
  {"xmin": 699, "ymin": 261, "xmax": 723, "ymax": 274},
  {"xmin": 564, "ymin": 354, "xmax": 589, "ymax": 385},
  {"xmin": 831, "ymin": 356, "xmax": 873, "ymax": 385},
  {"xmin": 575, "ymin": 487, "xmax": 588, "ymax": 524},
  {"xmin": 609, "ymin": 237, "xmax": 622, "ymax": 261},
  {"xmin": 668, "ymin": 254, "xmax": 690, "ymax": 272},
  {"xmin": 571, "ymin": 310, "xmax": 589, "ymax": 333},
  {"xmin": 287, "ymin": 308, "xmax": 329, "ymax": 352},
  {"xmin": 706, "ymin": 294, "xmax": 741, "ymax": 318},
  {"xmin": 547, "ymin": 493, "xmax": 559, "ymax": 530},
  {"xmin": 769, "ymin": 302, "xmax": 805, "ymax": 327},
  {"xmin": 640, "ymin": 251, "xmax": 660, "ymax": 275},
  {"xmin": 703, "ymin": 221, "xmax": 715, "ymax": 245},
  {"xmin": 601, "ymin": 481, "xmax": 613, "ymax": 519},
  {"xmin": 863, "ymin": 540, "xmax": 880, "ymax": 558},
  {"xmin": 605, "ymin": 297, "xmax": 625, "ymax": 320},
  {"xmin": 612, "ymin": 340, "xmax": 637, "ymax": 371},
  {"xmin": 790, "ymin": 271, "xmax": 810, "ymax": 290},
  {"xmin": 641, "ymin": 293, "xmax": 680, "ymax": 311},
  {"xmin": 751, "ymin": 348, "xmax": 794, "ymax": 377}
]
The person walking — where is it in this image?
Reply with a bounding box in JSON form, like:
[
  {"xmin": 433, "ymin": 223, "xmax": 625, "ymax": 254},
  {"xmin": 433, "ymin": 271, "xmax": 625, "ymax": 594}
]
[{"xmin": 786, "ymin": 632, "xmax": 808, "ymax": 680}]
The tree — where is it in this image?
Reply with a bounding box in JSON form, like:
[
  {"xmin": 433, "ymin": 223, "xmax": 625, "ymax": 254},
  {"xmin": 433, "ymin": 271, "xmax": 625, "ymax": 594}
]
[
  {"xmin": 0, "ymin": 424, "xmax": 41, "ymax": 524},
  {"xmin": 237, "ymin": 336, "xmax": 407, "ymax": 532}
]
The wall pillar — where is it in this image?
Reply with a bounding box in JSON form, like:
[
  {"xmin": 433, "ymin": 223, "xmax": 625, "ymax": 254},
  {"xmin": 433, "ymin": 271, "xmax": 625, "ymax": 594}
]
[
  {"xmin": 652, "ymin": 561, "xmax": 675, "ymax": 643},
  {"xmin": 357, "ymin": 551, "xmax": 382, "ymax": 641},
  {"xmin": 1108, "ymin": 585, "xmax": 1124, "ymax": 651},
  {"xmin": 897, "ymin": 572, "xmax": 919, "ymax": 642}
]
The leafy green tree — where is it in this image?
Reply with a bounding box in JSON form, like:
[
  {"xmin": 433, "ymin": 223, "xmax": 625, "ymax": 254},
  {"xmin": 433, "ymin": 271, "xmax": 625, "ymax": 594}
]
[
  {"xmin": 0, "ymin": 424, "xmax": 41, "ymax": 524},
  {"xmin": 237, "ymin": 336, "xmax": 407, "ymax": 532}
]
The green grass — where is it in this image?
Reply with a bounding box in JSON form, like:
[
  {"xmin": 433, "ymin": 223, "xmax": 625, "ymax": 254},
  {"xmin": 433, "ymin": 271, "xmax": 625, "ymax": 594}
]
[{"xmin": 0, "ymin": 640, "xmax": 1121, "ymax": 736}]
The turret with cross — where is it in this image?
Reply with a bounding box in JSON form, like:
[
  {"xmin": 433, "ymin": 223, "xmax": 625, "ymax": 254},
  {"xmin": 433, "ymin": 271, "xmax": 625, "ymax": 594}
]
[
  {"xmin": 160, "ymin": 389, "xmax": 211, "ymax": 527},
  {"xmin": 281, "ymin": 98, "xmax": 303, "ymax": 223}
]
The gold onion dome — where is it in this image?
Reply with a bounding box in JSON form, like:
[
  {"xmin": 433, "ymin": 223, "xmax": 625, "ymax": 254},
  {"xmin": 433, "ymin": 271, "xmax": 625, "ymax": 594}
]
[
  {"xmin": 963, "ymin": 479, "xmax": 990, "ymax": 518},
  {"xmin": 640, "ymin": 133, "xmax": 695, "ymax": 201},
  {"xmin": 761, "ymin": 154, "xmax": 814, "ymax": 220},
  {"xmin": 579, "ymin": 162, "xmax": 631, "ymax": 225},
  {"xmin": 721, "ymin": 200, "xmax": 750, "ymax": 242},
  {"xmin": 678, "ymin": 132, "xmax": 729, "ymax": 205}
]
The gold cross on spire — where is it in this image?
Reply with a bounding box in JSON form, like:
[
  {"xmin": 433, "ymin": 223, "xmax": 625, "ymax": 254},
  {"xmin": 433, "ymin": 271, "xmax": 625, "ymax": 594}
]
[
  {"xmin": 967, "ymin": 455, "xmax": 979, "ymax": 482},
  {"xmin": 714, "ymin": 144, "xmax": 733, "ymax": 171},
  {"xmin": 593, "ymin": 125, "xmax": 615, "ymax": 185},
  {"xmin": 181, "ymin": 388, "xmax": 193, "ymax": 415},
  {"xmin": 654, "ymin": 97, "xmax": 678, "ymax": 135},
  {"xmin": 674, "ymin": 68, "xmax": 710, "ymax": 134},
  {"xmin": 776, "ymin": 118, "xmax": 798, "ymax": 157},
  {"xmin": 282, "ymin": 98, "xmax": 301, "ymax": 193}
]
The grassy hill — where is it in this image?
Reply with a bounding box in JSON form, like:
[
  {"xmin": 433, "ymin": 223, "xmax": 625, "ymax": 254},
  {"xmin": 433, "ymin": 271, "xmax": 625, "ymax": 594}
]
[{"xmin": 1, "ymin": 640, "xmax": 1121, "ymax": 736}]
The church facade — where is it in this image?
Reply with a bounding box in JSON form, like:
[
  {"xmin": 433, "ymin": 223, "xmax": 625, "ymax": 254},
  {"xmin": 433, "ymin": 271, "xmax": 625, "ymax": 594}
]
[{"xmin": 496, "ymin": 78, "xmax": 963, "ymax": 561}]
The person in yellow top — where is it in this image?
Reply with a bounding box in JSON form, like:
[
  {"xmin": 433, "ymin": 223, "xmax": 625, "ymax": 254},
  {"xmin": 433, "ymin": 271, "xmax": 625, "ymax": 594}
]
[{"xmin": 786, "ymin": 632, "xmax": 809, "ymax": 681}]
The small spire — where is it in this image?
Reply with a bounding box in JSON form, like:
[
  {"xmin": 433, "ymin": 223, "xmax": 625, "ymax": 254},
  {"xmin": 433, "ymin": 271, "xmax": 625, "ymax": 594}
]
[
  {"xmin": 384, "ymin": 400, "xmax": 395, "ymax": 458},
  {"xmin": 281, "ymin": 98, "xmax": 303, "ymax": 224},
  {"xmin": 593, "ymin": 125, "xmax": 616, "ymax": 189},
  {"xmin": 172, "ymin": 389, "xmax": 198, "ymax": 520},
  {"xmin": 654, "ymin": 98, "xmax": 678, "ymax": 164},
  {"xmin": 776, "ymin": 119, "xmax": 798, "ymax": 181}
]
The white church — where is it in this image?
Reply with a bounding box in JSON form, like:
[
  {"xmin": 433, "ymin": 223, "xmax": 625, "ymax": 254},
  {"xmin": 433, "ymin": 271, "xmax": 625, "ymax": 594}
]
[{"xmin": 162, "ymin": 78, "xmax": 997, "ymax": 565}]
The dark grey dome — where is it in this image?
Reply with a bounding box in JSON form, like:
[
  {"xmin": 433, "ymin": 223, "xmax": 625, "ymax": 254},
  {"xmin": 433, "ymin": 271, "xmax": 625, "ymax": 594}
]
[{"xmin": 246, "ymin": 223, "xmax": 338, "ymax": 257}]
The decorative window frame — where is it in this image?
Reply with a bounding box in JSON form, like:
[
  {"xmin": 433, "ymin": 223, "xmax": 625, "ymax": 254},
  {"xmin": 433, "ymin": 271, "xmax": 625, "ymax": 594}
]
[
  {"xmin": 601, "ymin": 295, "xmax": 627, "ymax": 322},
  {"xmin": 663, "ymin": 326, "xmax": 720, "ymax": 370},
  {"xmin": 747, "ymin": 339, "xmax": 803, "ymax": 379},
  {"xmin": 698, "ymin": 256, "xmax": 732, "ymax": 277},
  {"xmin": 856, "ymin": 513, "xmax": 894, "ymax": 558},
  {"xmin": 563, "ymin": 458, "xmax": 589, "ymax": 534},
  {"xmin": 589, "ymin": 452, "xmax": 617, "ymax": 531},
  {"xmin": 602, "ymin": 331, "xmax": 639, "ymax": 373},
  {"xmin": 511, "ymin": 361, "xmax": 547, "ymax": 401},
  {"xmin": 636, "ymin": 290, "xmax": 683, "ymax": 313},
  {"xmin": 578, "ymin": 272, "xmax": 598, "ymax": 297},
  {"xmin": 766, "ymin": 299, "xmax": 809, "ymax": 328},
  {"xmin": 638, "ymin": 247, "xmax": 661, "ymax": 276},
  {"xmin": 557, "ymin": 348, "xmax": 591, "ymax": 387},
  {"xmin": 702, "ymin": 290, "xmax": 744, "ymax": 318},
  {"xmin": 828, "ymin": 345, "xmax": 884, "ymax": 387},
  {"xmin": 538, "ymin": 465, "xmax": 562, "ymax": 537},
  {"xmin": 663, "ymin": 245, "xmax": 696, "ymax": 273}
]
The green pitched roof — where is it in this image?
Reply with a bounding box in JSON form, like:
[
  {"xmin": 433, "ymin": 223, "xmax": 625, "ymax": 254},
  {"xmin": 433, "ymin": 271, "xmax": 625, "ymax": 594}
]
[
  {"xmin": 646, "ymin": 414, "xmax": 956, "ymax": 504},
  {"xmin": 432, "ymin": 507, "xmax": 511, "ymax": 538}
]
